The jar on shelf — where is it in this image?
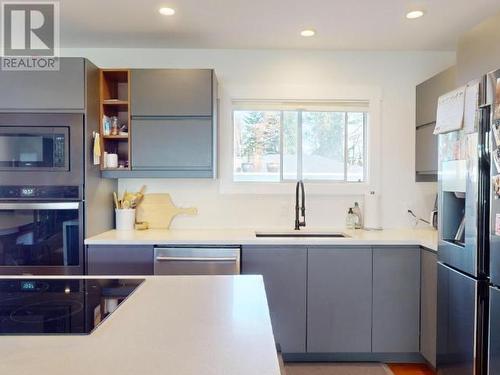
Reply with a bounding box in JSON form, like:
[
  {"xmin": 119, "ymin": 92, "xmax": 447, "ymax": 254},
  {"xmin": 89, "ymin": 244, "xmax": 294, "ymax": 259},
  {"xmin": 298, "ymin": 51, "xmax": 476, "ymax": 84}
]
[{"xmin": 111, "ymin": 116, "xmax": 119, "ymax": 136}]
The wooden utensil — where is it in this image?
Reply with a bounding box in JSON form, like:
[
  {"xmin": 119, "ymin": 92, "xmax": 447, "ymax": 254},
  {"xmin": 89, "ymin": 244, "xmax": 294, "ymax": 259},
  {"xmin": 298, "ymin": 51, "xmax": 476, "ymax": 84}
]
[
  {"xmin": 136, "ymin": 193, "xmax": 197, "ymax": 229},
  {"xmin": 113, "ymin": 192, "xmax": 119, "ymax": 209}
]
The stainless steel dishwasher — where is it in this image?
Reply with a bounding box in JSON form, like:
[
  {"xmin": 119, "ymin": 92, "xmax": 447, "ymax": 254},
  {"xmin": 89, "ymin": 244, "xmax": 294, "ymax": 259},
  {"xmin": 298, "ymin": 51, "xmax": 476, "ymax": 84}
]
[{"xmin": 153, "ymin": 246, "xmax": 241, "ymax": 275}]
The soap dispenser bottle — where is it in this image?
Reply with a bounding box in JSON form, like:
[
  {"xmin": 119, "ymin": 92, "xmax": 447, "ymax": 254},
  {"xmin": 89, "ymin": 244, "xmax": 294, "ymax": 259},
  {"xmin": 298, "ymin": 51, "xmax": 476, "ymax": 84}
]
[
  {"xmin": 352, "ymin": 202, "xmax": 362, "ymax": 229},
  {"xmin": 346, "ymin": 208, "xmax": 359, "ymax": 229}
]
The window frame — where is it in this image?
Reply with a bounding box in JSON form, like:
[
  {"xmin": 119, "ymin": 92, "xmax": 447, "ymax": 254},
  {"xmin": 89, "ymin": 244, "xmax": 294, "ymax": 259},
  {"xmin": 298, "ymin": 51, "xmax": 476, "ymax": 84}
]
[
  {"xmin": 232, "ymin": 105, "xmax": 368, "ymax": 184},
  {"xmin": 218, "ymin": 86, "xmax": 382, "ymax": 197}
]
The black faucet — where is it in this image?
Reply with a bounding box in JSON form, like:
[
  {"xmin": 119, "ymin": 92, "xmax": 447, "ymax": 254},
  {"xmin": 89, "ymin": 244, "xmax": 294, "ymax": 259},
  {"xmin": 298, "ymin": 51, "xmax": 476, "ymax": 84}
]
[{"xmin": 295, "ymin": 180, "xmax": 306, "ymax": 230}]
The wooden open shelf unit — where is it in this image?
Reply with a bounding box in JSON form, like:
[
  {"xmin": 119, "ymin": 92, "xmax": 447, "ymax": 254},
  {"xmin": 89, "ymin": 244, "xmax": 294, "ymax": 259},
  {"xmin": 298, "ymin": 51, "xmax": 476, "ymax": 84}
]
[{"xmin": 99, "ymin": 69, "xmax": 131, "ymax": 171}]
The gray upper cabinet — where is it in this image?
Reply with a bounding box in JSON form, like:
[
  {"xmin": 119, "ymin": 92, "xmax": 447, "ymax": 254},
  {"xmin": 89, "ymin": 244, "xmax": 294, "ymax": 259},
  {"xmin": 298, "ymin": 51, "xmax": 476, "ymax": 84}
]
[
  {"xmin": 420, "ymin": 248, "xmax": 437, "ymax": 367},
  {"xmin": 416, "ymin": 124, "xmax": 438, "ymax": 175},
  {"xmin": 372, "ymin": 247, "xmax": 420, "ymax": 353},
  {"xmin": 416, "ymin": 66, "xmax": 456, "ymax": 127},
  {"xmin": 307, "ymin": 247, "xmax": 372, "ymax": 353},
  {"xmin": 241, "ymin": 246, "xmax": 307, "ymax": 353},
  {"xmin": 87, "ymin": 245, "xmax": 154, "ymax": 275},
  {"xmin": 415, "ymin": 65, "xmax": 456, "ymax": 181},
  {"xmin": 108, "ymin": 68, "xmax": 219, "ymax": 179},
  {"xmin": 131, "ymin": 69, "xmax": 213, "ymax": 117},
  {"xmin": 0, "ymin": 57, "xmax": 85, "ymax": 111},
  {"xmin": 131, "ymin": 117, "xmax": 213, "ymax": 171}
]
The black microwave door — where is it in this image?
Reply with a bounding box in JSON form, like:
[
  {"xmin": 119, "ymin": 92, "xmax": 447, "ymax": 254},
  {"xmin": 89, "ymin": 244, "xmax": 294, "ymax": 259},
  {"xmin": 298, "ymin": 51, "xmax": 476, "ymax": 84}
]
[
  {"xmin": 0, "ymin": 202, "xmax": 83, "ymax": 275},
  {"xmin": 0, "ymin": 113, "xmax": 84, "ymax": 186},
  {"xmin": 0, "ymin": 127, "xmax": 69, "ymax": 170}
]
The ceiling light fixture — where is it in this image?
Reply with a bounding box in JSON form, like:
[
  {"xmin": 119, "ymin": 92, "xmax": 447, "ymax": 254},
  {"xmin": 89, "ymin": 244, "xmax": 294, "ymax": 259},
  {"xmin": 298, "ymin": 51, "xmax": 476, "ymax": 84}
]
[
  {"xmin": 406, "ymin": 10, "xmax": 425, "ymax": 19},
  {"xmin": 300, "ymin": 29, "xmax": 316, "ymax": 37},
  {"xmin": 159, "ymin": 7, "xmax": 176, "ymax": 16}
]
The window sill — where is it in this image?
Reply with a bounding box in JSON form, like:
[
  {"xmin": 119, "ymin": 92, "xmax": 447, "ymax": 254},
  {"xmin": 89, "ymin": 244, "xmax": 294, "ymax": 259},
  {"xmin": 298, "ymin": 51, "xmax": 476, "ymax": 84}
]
[{"xmin": 218, "ymin": 180, "xmax": 370, "ymax": 196}]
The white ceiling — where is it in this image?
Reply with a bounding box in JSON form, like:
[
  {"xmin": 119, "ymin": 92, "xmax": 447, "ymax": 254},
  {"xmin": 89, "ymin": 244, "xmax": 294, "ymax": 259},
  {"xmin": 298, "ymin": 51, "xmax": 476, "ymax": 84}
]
[{"xmin": 59, "ymin": 0, "xmax": 500, "ymax": 50}]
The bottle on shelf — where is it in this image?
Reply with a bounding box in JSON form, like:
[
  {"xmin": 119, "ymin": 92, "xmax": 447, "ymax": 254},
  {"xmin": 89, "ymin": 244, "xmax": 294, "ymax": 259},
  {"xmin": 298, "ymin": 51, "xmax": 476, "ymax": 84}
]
[
  {"xmin": 103, "ymin": 115, "xmax": 111, "ymax": 136},
  {"xmin": 111, "ymin": 116, "xmax": 119, "ymax": 136}
]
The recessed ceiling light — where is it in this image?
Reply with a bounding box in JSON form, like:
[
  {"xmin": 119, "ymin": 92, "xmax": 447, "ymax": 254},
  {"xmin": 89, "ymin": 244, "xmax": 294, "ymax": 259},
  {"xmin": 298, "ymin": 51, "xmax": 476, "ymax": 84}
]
[
  {"xmin": 406, "ymin": 10, "xmax": 425, "ymax": 19},
  {"xmin": 159, "ymin": 7, "xmax": 176, "ymax": 16},
  {"xmin": 300, "ymin": 29, "xmax": 316, "ymax": 37}
]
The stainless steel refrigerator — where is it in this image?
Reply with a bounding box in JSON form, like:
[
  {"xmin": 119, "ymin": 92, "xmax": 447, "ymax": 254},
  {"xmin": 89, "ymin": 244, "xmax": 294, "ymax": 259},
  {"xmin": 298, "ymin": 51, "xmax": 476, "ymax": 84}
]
[
  {"xmin": 437, "ymin": 76, "xmax": 490, "ymax": 375},
  {"xmin": 487, "ymin": 68, "xmax": 500, "ymax": 375}
]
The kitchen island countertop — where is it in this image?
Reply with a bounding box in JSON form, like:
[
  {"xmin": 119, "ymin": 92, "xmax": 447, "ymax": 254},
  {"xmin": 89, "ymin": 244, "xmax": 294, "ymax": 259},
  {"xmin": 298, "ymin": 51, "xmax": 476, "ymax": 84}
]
[
  {"xmin": 85, "ymin": 227, "xmax": 438, "ymax": 251},
  {"xmin": 0, "ymin": 275, "xmax": 280, "ymax": 375}
]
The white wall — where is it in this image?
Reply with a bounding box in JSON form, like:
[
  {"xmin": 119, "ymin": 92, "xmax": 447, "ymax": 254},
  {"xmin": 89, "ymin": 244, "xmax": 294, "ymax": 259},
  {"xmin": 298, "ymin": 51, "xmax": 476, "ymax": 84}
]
[{"xmin": 63, "ymin": 48, "xmax": 455, "ymax": 229}]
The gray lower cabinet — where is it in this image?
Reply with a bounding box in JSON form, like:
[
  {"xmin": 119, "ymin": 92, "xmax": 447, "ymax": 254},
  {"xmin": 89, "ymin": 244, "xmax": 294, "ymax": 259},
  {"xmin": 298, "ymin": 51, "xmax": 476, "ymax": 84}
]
[
  {"xmin": 87, "ymin": 245, "xmax": 154, "ymax": 275},
  {"xmin": 131, "ymin": 117, "xmax": 213, "ymax": 171},
  {"xmin": 0, "ymin": 57, "xmax": 85, "ymax": 111},
  {"xmin": 307, "ymin": 247, "xmax": 373, "ymax": 353},
  {"xmin": 420, "ymin": 248, "xmax": 437, "ymax": 367},
  {"xmin": 131, "ymin": 69, "xmax": 213, "ymax": 117},
  {"xmin": 241, "ymin": 246, "xmax": 307, "ymax": 353},
  {"xmin": 372, "ymin": 247, "xmax": 420, "ymax": 353},
  {"xmin": 85, "ymin": 243, "xmax": 425, "ymax": 358}
]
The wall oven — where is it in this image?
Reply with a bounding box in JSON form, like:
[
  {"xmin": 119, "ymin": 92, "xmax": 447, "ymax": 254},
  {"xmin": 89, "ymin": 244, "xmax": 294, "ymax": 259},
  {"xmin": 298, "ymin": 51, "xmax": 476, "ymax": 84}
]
[
  {"xmin": 0, "ymin": 113, "xmax": 84, "ymax": 186},
  {"xmin": 0, "ymin": 186, "xmax": 84, "ymax": 275}
]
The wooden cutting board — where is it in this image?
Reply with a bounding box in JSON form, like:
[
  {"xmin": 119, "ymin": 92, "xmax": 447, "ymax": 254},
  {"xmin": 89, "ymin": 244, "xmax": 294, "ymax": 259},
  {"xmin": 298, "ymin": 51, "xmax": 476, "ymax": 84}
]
[{"xmin": 136, "ymin": 193, "xmax": 197, "ymax": 229}]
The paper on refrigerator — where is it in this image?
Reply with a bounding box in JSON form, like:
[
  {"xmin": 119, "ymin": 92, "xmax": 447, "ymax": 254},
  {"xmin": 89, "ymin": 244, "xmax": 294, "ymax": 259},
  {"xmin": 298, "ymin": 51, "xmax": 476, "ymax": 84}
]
[
  {"xmin": 463, "ymin": 82, "xmax": 480, "ymax": 134},
  {"xmin": 434, "ymin": 86, "xmax": 466, "ymax": 135}
]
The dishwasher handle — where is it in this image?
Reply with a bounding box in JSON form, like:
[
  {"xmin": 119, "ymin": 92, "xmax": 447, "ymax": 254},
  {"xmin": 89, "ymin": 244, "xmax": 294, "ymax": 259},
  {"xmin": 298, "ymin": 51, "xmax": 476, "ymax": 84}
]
[
  {"xmin": 153, "ymin": 247, "xmax": 241, "ymax": 275},
  {"xmin": 155, "ymin": 256, "xmax": 238, "ymax": 262}
]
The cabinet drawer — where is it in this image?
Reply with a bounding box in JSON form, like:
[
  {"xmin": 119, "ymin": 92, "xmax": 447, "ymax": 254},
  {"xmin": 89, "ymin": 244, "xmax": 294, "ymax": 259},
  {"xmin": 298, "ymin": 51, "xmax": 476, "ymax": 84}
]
[
  {"xmin": 131, "ymin": 117, "xmax": 213, "ymax": 170},
  {"xmin": 86, "ymin": 245, "xmax": 154, "ymax": 275},
  {"xmin": 131, "ymin": 69, "xmax": 213, "ymax": 116}
]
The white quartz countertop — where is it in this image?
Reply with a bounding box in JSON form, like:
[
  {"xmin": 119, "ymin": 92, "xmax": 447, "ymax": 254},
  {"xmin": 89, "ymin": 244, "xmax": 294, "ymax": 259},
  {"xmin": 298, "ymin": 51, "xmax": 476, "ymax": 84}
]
[
  {"xmin": 0, "ymin": 275, "xmax": 281, "ymax": 375},
  {"xmin": 85, "ymin": 227, "xmax": 438, "ymax": 251}
]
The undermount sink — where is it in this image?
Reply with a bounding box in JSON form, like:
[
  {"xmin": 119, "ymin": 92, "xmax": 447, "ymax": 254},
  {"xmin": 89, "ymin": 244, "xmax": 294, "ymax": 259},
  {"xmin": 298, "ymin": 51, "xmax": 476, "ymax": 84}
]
[{"xmin": 255, "ymin": 231, "xmax": 349, "ymax": 238}]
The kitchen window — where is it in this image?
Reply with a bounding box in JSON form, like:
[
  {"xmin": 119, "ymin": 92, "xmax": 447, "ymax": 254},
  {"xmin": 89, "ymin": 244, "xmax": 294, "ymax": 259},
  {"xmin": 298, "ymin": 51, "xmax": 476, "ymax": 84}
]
[{"xmin": 233, "ymin": 102, "xmax": 368, "ymax": 183}]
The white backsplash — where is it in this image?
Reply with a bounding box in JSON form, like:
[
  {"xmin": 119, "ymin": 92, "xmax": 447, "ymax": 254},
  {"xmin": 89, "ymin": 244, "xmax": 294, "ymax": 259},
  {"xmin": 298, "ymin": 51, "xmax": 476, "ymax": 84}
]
[
  {"xmin": 118, "ymin": 179, "xmax": 437, "ymax": 230},
  {"xmin": 118, "ymin": 179, "xmax": 364, "ymax": 230}
]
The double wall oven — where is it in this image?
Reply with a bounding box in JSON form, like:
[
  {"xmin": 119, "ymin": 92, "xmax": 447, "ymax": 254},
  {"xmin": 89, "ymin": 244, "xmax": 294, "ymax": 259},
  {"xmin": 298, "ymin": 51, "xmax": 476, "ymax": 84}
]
[{"xmin": 0, "ymin": 113, "xmax": 85, "ymax": 275}]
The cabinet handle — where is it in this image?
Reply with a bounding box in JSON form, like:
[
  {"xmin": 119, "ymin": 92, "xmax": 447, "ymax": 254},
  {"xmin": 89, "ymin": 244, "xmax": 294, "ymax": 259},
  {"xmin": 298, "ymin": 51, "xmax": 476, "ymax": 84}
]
[
  {"xmin": 0, "ymin": 202, "xmax": 80, "ymax": 210},
  {"xmin": 155, "ymin": 256, "xmax": 238, "ymax": 262}
]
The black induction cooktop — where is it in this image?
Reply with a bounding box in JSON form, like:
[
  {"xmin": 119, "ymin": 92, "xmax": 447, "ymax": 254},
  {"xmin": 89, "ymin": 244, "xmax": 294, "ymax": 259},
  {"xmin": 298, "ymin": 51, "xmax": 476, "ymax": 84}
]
[{"xmin": 0, "ymin": 278, "xmax": 144, "ymax": 335}]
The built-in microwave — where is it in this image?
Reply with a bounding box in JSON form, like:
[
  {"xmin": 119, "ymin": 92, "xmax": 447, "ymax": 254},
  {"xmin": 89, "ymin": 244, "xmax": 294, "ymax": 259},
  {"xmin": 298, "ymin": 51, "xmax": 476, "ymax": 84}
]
[
  {"xmin": 0, "ymin": 126, "xmax": 68, "ymax": 170},
  {"xmin": 0, "ymin": 113, "xmax": 84, "ymax": 186}
]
